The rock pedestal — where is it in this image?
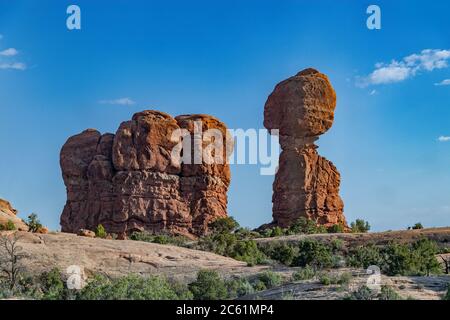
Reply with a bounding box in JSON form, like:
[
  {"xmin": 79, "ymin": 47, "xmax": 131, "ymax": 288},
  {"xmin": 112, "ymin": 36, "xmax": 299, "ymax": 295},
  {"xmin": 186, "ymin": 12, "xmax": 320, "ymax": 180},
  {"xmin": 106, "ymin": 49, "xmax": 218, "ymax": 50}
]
[{"xmin": 264, "ymin": 68, "xmax": 347, "ymax": 228}]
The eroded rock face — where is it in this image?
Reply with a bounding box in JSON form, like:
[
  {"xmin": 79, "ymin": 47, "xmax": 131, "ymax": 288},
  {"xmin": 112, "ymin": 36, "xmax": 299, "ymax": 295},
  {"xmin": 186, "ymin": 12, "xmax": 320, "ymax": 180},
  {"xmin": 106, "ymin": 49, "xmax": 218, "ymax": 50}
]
[
  {"xmin": 264, "ymin": 68, "xmax": 347, "ymax": 228},
  {"xmin": 0, "ymin": 198, "xmax": 29, "ymax": 231},
  {"xmin": 60, "ymin": 111, "xmax": 232, "ymax": 238}
]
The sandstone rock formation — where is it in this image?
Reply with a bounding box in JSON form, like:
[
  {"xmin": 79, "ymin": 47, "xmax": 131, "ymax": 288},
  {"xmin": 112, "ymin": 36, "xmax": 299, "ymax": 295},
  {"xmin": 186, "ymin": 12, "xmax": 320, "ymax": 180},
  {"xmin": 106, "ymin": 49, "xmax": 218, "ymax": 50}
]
[
  {"xmin": 264, "ymin": 68, "xmax": 347, "ymax": 228},
  {"xmin": 60, "ymin": 110, "xmax": 233, "ymax": 238},
  {"xmin": 0, "ymin": 198, "xmax": 29, "ymax": 231}
]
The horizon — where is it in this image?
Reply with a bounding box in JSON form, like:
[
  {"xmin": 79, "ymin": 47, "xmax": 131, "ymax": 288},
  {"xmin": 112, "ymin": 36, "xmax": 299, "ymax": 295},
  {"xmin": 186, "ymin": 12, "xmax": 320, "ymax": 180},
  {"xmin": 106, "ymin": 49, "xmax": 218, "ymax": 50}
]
[{"xmin": 1, "ymin": 0, "xmax": 450, "ymax": 232}]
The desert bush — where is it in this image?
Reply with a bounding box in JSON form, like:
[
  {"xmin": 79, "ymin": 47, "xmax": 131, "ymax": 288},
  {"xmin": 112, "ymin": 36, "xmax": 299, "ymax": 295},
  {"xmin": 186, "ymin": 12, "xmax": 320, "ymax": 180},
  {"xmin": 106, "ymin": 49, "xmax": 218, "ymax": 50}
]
[
  {"xmin": 347, "ymin": 244, "xmax": 383, "ymax": 269},
  {"xmin": 318, "ymin": 272, "xmax": 351, "ymax": 286},
  {"xmin": 378, "ymin": 285, "xmax": 402, "ymax": 300},
  {"xmin": 256, "ymin": 271, "xmax": 282, "ymax": 289},
  {"xmin": 412, "ymin": 222, "xmax": 424, "ymax": 230},
  {"xmin": 327, "ymin": 224, "xmax": 345, "ymax": 234},
  {"xmin": 345, "ymin": 285, "xmax": 377, "ymax": 300},
  {"xmin": 287, "ymin": 217, "xmax": 327, "ymax": 235},
  {"xmin": 350, "ymin": 219, "xmax": 371, "ymax": 233},
  {"xmin": 348, "ymin": 239, "xmax": 441, "ymax": 276},
  {"xmin": 231, "ymin": 240, "xmax": 266, "ymax": 266},
  {"xmin": 410, "ymin": 238, "xmax": 441, "ymax": 276},
  {"xmin": 0, "ymin": 234, "xmax": 28, "ymax": 290},
  {"xmin": 5, "ymin": 220, "xmax": 16, "ymax": 231},
  {"xmin": 26, "ymin": 213, "xmax": 43, "ymax": 233},
  {"xmin": 78, "ymin": 274, "xmax": 183, "ymax": 300},
  {"xmin": 95, "ymin": 224, "xmax": 107, "ymax": 239},
  {"xmin": 38, "ymin": 268, "xmax": 68, "ymax": 300},
  {"xmin": 209, "ymin": 217, "xmax": 239, "ymax": 234},
  {"xmin": 188, "ymin": 270, "xmax": 228, "ymax": 300},
  {"xmin": 292, "ymin": 265, "xmax": 316, "ymax": 281},
  {"xmin": 225, "ymin": 277, "xmax": 255, "ymax": 298},
  {"xmin": 234, "ymin": 227, "xmax": 260, "ymax": 240},
  {"xmin": 293, "ymin": 239, "xmax": 335, "ymax": 269},
  {"xmin": 260, "ymin": 242, "xmax": 298, "ymax": 266},
  {"xmin": 129, "ymin": 231, "xmax": 188, "ymax": 246}
]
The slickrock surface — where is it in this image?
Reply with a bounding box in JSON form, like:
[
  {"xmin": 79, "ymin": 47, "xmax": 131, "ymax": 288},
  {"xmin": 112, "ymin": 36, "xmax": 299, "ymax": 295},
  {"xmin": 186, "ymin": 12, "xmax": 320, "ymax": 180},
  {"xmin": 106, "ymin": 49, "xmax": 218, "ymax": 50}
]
[
  {"xmin": 0, "ymin": 231, "xmax": 265, "ymax": 281},
  {"xmin": 60, "ymin": 110, "xmax": 233, "ymax": 237},
  {"xmin": 0, "ymin": 198, "xmax": 28, "ymax": 231},
  {"xmin": 264, "ymin": 68, "xmax": 347, "ymax": 228}
]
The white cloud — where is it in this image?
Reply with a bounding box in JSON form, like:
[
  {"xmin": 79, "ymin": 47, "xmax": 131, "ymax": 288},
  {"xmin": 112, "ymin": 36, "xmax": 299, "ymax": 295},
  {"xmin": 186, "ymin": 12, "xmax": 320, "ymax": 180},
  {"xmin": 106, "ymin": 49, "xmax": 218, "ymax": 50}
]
[
  {"xmin": 0, "ymin": 62, "xmax": 26, "ymax": 70},
  {"xmin": 358, "ymin": 49, "xmax": 450, "ymax": 87},
  {"xmin": 435, "ymin": 79, "xmax": 450, "ymax": 86},
  {"xmin": 0, "ymin": 48, "xmax": 18, "ymax": 56},
  {"xmin": 369, "ymin": 89, "xmax": 377, "ymax": 95},
  {"xmin": 438, "ymin": 136, "xmax": 450, "ymax": 142},
  {"xmin": 99, "ymin": 97, "xmax": 135, "ymax": 106}
]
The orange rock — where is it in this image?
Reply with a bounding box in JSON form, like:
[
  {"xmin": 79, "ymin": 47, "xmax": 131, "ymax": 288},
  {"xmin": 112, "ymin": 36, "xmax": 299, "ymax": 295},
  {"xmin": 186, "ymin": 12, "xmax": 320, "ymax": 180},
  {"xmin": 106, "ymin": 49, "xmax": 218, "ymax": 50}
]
[{"xmin": 264, "ymin": 69, "xmax": 347, "ymax": 229}]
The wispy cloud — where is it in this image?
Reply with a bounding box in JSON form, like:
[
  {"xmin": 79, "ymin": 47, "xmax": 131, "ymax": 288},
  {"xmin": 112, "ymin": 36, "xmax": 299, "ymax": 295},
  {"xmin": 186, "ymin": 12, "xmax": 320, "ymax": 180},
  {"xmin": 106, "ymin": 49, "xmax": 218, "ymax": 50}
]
[
  {"xmin": 0, "ymin": 62, "xmax": 26, "ymax": 70},
  {"xmin": 438, "ymin": 136, "xmax": 450, "ymax": 142},
  {"xmin": 435, "ymin": 79, "xmax": 450, "ymax": 86},
  {"xmin": 358, "ymin": 49, "xmax": 450, "ymax": 87},
  {"xmin": 99, "ymin": 97, "xmax": 136, "ymax": 106},
  {"xmin": 0, "ymin": 48, "xmax": 18, "ymax": 56},
  {"xmin": 369, "ymin": 89, "xmax": 377, "ymax": 96}
]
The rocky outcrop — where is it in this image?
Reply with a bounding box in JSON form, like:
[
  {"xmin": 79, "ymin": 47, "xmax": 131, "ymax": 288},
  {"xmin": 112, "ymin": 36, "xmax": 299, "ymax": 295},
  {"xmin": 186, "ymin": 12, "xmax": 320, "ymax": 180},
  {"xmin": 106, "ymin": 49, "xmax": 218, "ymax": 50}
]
[
  {"xmin": 60, "ymin": 110, "xmax": 233, "ymax": 238},
  {"xmin": 0, "ymin": 198, "xmax": 29, "ymax": 231},
  {"xmin": 264, "ymin": 68, "xmax": 347, "ymax": 228}
]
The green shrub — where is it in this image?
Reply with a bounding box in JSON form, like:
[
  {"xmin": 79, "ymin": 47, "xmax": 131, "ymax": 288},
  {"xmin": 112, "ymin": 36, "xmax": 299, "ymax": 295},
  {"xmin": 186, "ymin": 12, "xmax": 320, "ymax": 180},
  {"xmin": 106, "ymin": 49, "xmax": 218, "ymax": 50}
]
[
  {"xmin": 129, "ymin": 231, "xmax": 188, "ymax": 246},
  {"xmin": 95, "ymin": 224, "xmax": 107, "ymax": 239},
  {"xmin": 26, "ymin": 213, "xmax": 43, "ymax": 233},
  {"xmin": 260, "ymin": 242, "xmax": 298, "ymax": 266},
  {"xmin": 0, "ymin": 224, "xmax": 5, "ymax": 231},
  {"xmin": 287, "ymin": 217, "xmax": 327, "ymax": 235},
  {"xmin": 188, "ymin": 270, "xmax": 228, "ymax": 300},
  {"xmin": 271, "ymin": 226, "xmax": 285, "ymax": 237},
  {"xmin": 231, "ymin": 240, "xmax": 266, "ymax": 266},
  {"xmin": 412, "ymin": 223, "xmax": 423, "ymax": 230},
  {"xmin": 293, "ymin": 239, "xmax": 334, "ymax": 269},
  {"xmin": 256, "ymin": 271, "xmax": 282, "ymax": 289},
  {"xmin": 318, "ymin": 272, "xmax": 351, "ymax": 286},
  {"xmin": 292, "ymin": 266, "xmax": 316, "ymax": 281},
  {"xmin": 350, "ymin": 219, "xmax": 371, "ymax": 233},
  {"xmin": 209, "ymin": 217, "xmax": 239, "ymax": 234},
  {"xmin": 411, "ymin": 238, "xmax": 441, "ymax": 276},
  {"xmin": 378, "ymin": 285, "xmax": 402, "ymax": 300},
  {"xmin": 234, "ymin": 228, "xmax": 260, "ymax": 240},
  {"xmin": 252, "ymin": 279, "xmax": 267, "ymax": 291},
  {"xmin": 225, "ymin": 277, "xmax": 254, "ymax": 298},
  {"xmin": 39, "ymin": 268, "xmax": 67, "ymax": 300},
  {"xmin": 6, "ymin": 220, "xmax": 16, "ymax": 231},
  {"xmin": 348, "ymin": 239, "xmax": 441, "ymax": 276},
  {"xmin": 347, "ymin": 244, "xmax": 383, "ymax": 269},
  {"xmin": 78, "ymin": 274, "xmax": 182, "ymax": 300},
  {"xmin": 327, "ymin": 224, "xmax": 345, "ymax": 234},
  {"xmin": 345, "ymin": 285, "xmax": 377, "ymax": 300}
]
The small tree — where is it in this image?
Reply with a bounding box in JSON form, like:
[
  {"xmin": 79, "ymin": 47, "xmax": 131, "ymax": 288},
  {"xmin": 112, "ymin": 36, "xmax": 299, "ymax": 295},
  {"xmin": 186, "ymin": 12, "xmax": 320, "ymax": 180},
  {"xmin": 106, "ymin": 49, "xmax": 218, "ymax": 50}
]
[
  {"xmin": 95, "ymin": 224, "xmax": 107, "ymax": 239},
  {"xmin": 26, "ymin": 213, "xmax": 43, "ymax": 233},
  {"xmin": 6, "ymin": 220, "xmax": 16, "ymax": 231},
  {"xmin": 208, "ymin": 217, "xmax": 239, "ymax": 234},
  {"xmin": 188, "ymin": 270, "xmax": 228, "ymax": 300},
  {"xmin": 350, "ymin": 219, "xmax": 371, "ymax": 233},
  {"xmin": 412, "ymin": 223, "xmax": 423, "ymax": 230},
  {"xmin": 0, "ymin": 234, "xmax": 28, "ymax": 290},
  {"xmin": 439, "ymin": 255, "xmax": 450, "ymax": 274}
]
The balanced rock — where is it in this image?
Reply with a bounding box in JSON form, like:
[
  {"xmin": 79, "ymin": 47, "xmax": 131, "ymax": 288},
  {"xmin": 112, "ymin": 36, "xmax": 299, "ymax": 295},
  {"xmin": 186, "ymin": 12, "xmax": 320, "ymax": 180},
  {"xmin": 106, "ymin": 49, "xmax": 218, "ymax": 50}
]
[
  {"xmin": 60, "ymin": 110, "xmax": 232, "ymax": 238},
  {"xmin": 264, "ymin": 68, "xmax": 347, "ymax": 229}
]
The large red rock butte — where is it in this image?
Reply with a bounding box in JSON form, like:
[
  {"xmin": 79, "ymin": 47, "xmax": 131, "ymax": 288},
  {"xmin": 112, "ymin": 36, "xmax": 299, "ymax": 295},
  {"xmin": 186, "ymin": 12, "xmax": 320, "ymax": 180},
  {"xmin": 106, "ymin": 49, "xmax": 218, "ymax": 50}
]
[
  {"xmin": 264, "ymin": 68, "xmax": 347, "ymax": 229},
  {"xmin": 60, "ymin": 111, "xmax": 233, "ymax": 238}
]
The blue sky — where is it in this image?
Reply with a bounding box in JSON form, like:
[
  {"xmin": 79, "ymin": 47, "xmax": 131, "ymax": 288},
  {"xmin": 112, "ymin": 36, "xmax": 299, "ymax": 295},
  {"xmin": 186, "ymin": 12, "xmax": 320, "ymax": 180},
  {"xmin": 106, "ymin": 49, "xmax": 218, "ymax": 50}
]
[{"xmin": 1, "ymin": 0, "xmax": 450, "ymax": 231}]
